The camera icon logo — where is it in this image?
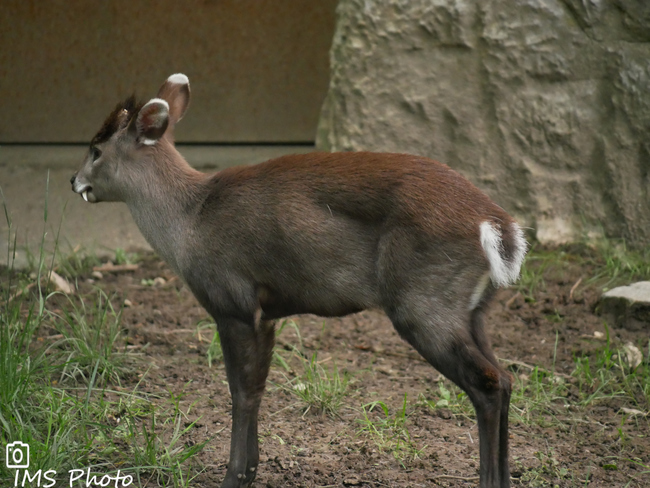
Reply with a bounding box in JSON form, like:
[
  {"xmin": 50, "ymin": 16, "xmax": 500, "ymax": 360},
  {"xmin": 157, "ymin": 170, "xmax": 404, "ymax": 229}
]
[{"xmin": 5, "ymin": 441, "xmax": 30, "ymax": 469}]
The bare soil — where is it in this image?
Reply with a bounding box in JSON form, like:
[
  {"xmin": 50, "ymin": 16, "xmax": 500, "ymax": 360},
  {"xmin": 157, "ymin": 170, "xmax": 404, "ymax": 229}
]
[{"xmin": 32, "ymin": 251, "xmax": 650, "ymax": 487}]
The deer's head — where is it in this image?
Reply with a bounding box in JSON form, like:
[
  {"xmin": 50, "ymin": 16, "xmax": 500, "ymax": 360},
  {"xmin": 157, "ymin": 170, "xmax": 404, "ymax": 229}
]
[{"xmin": 71, "ymin": 74, "xmax": 191, "ymax": 203}]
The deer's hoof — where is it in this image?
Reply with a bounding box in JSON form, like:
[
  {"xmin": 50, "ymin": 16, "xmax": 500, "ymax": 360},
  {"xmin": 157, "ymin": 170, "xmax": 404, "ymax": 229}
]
[{"xmin": 220, "ymin": 466, "xmax": 257, "ymax": 488}]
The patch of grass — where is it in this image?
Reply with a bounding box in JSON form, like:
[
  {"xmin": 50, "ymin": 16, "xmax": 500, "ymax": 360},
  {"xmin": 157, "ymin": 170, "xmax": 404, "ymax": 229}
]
[
  {"xmin": 1, "ymin": 282, "xmax": 206, "ymax": 487},
  {"xmin": 516, "ymin": 245, "xmax": 577, "ymax": 302},
  {"xmin": 356, "ymin": 394, "xmax": 425, "ymax": 464},
  {"xmin": 48, "ymin": 290, "xmax": 136, "ymax": 386},
  {"xmin": 0, "ymin": 279, "xmax": 106, "ymax": 480},
  {"xmin": 271, "ymin": 320, "xmax": 351, "ymax": 416},
  {"xmin": 283, "ymin": 353, "xmax": 351, "ymax": 417},
  {"xmin": 55, "ymin": 246, "xmax": 102, "ymax": 279},
  {"xmin": 517, "ymin": 238, "xmax": 650, "ymax": 302},
  {"xmin": 505, "ymin": 327, "xmax": 650, "ymax": 437},
  {"xmin": 571, "ymin": 325, "xmax": 650, "ymax": 408},
  {"xmin": 517, "ymin": 253, "xmax": 550, "ymax": 301},
  {"xmin": 514, "ymin": 446, "xmax": 570, "ymax": 487},
  {"xmin": 273, "ymin": 319, "xmax": 303, "ymax": 371},
  {"xmin": 418, "ymin": 381, "xmax": 474, "ymax": 418},
  {"xmin": 0, "ymin": 284, "xmax": 45, "ymax": 407},
  {"xmin": 588, "ymin": 239, "xmax": 650, "ymax": 290},
  {"xmin": 1, "ymin": 187, "xmax": 206, "ymax": 487},
  {"xmin": 509, "ymin": 366, "xmax": 569, "ymax": 427},
  {"xmin": 0, "ymin": 280, "xmax": 51, "ymax": 477},
  {"xmin": 196, "ymin": 319, "xmax": 223, "ymax": 368},
  {"xmin": 108, "ymin": 392, "xmax": 208, "ymax": 488},
  {"xmin": 114, "ymin": 247, "xmax": 140, "ymax": 266}
]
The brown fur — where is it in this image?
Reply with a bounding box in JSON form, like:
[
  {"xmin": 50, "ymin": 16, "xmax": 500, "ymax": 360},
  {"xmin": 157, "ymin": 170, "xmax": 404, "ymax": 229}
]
[{"xmin": 207, "ymin": 151, "xmax": 515, "ymax": 242}]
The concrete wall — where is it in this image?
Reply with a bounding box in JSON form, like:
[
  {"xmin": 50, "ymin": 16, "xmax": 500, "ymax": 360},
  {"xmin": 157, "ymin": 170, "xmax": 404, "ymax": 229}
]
[
  {"xmin": 0, "ymin": 0, "xmax": 337, "ymax": 143},
  {"xmin": 318, "ymin": 0, "xmax": 650, "ymax": 248}
]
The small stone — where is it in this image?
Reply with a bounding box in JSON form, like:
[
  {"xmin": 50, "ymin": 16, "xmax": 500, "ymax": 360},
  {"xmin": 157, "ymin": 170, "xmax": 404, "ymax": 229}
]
[
  {"xmin": 152, "ymin": 277, "xmax": 166, "ymax": 287},
  {"xmin": 623, "ymin": 342, "xmax": 643, "ymax": 370},
  {"xmin": 49, "ymin": 271, "xmax": 74, "ymax": 294},
  {"xmin": 343, "ymin": 475, "xmax": 362, "ymax": 485},
  {"xmin": 375, "ymin": 365, "xmax": 394, "ymax": 376},
  {"xmin": 275, "ymin": 457, "xmax": 289, "ymax": 470},
  {"xmin": 436, "ymin": 408, "xmax": 452, "ymax": 420},
  {"xmin": 92, "ymin": 270, "xmax": 103, "ymax": 280},
  {"xmin": 123, "ymin": 299, "xmax": 133, "ymax": 308}
]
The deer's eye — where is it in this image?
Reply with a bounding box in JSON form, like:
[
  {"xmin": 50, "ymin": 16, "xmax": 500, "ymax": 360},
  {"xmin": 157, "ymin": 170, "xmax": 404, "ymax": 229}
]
[{"xmin": 91, "ymin": 147, "xmax": 102, "ymax": 162}]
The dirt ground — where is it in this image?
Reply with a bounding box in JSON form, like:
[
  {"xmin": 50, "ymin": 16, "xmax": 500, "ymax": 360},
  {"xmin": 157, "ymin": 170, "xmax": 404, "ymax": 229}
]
[{"xmin": 35, "ymin": 251, "xmax": 650, "ymax": 487}]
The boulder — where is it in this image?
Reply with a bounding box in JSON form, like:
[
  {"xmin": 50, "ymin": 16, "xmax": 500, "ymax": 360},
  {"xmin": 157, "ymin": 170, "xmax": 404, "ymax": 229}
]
[
  {"xmin": 600, "ymin": 282, "xmax": 650, "ymax": 330},
  {"xmin": 317, "ymin": 0, "xmax": 650, "ymax": 248}
]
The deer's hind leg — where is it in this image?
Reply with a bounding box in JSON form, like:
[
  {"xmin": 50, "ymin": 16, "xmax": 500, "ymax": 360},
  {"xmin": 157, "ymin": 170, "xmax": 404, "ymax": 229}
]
[
  {"xmin": 383, "ymin": 281, "xmax": 511, "ymax": 488},
  {"xmin": 469, "ymin": 293, "xmax": 512, "ymax": 487}
]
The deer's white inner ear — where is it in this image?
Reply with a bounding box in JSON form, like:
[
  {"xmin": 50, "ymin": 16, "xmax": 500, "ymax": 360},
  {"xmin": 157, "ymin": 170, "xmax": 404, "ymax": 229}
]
[
  {"xmin": 142, "ymin": 98, "xmax": 170, "ymax": 114},
  {"xmin": 167, "ymin": 73, "xmax": 189, "ymax": 85},
  {"xmin": 137, "ymin": 98, "xmax": 170, "ymax": 145}
]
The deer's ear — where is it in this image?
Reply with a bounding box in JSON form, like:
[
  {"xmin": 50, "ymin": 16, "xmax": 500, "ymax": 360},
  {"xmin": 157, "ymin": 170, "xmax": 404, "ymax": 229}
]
[
  {"xmin": 134, "ymin": 98, "xmax": 169, "ymax": 145},
  {"xmin": 156, "ymin": 73, "xmax": 190, "ymax": 126}
]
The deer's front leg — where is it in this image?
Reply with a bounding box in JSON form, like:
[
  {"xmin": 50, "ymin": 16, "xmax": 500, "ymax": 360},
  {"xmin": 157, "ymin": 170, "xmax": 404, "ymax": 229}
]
[{"xmin": 216, "ymin": 315, "xmax": 275, "ymax": 488}]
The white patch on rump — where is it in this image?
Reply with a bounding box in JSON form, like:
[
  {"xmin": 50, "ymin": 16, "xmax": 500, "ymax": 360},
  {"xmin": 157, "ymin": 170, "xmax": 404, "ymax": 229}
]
[
  {"xmin": 167, "ymin": 73, "xmax": 189, "ymax": 85},
  {"xmin": 479, "ymin": 221, "xmax": 527, "ymax": 288}
]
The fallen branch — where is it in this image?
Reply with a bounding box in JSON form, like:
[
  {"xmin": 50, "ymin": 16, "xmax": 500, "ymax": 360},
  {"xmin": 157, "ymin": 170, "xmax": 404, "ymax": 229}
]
[
  {"xmin": 42, "ymin": 334, "xmax": 64, "ymax": 340},
  {"xmin": 157, "ymin": 328, "xmax": 195, "ymax": 335},
  {"xmin": 569, "ymin": 277, "xmax": 583, "ymax": 301},
  {"xmin": 430, "ymin": 474, "xmax": 480, "ymax": 481},
  {"xmin": 500, "ymin": 358, "xmax": 573, "ymax": 380},
  {"xmin": 382, "ymin": 350, "xmax": 426, "ymax": 362},
  {"xmin": 93, "ymin": 263, "xmax": 140, "ymax": 273},
  {"xmin": 8, "ymin": 282, "xmax": 37, "ymax": 303},
  {"xmin": 505, "ymin": 291, "xmax": 522, "ymax": 308}
]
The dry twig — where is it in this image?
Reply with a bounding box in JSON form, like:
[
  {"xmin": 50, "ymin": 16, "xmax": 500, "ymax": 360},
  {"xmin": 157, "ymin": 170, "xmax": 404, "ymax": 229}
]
[
  {"xmin": 569, "ymin": 277, "xmax": 583, "ymax": 301},
  {"xmin": 93, "ymin": 263, "xmax": 140, "ymax": 273}
]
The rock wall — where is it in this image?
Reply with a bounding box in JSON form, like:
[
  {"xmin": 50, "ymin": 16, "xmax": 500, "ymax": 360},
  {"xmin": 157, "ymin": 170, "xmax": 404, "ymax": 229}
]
[{"xmin": 317, "ymin": 0, "xmax": 650, "ymax": 247}]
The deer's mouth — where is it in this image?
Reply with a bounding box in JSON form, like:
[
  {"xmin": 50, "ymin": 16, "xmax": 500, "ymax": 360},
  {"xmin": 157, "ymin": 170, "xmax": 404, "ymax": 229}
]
[
  {"xmin": 80, "ymin": 188, "xmax": 98, "ymax": 203},
  {"xmin": 72, "ymin": 181, "xmax": 97, "ymax": 203}
]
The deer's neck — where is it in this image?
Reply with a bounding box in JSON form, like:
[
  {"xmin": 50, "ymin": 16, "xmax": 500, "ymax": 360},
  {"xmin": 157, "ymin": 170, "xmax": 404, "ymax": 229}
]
[{"xmin": 125, "ymin": 146, "xmax": 207, "ymax": 274}]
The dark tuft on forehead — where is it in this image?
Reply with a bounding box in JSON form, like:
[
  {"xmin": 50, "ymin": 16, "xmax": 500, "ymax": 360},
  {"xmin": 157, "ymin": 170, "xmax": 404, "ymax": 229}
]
[{"xmin": 91, "ymin": 95, "xmax": 144, "ymax": 146}]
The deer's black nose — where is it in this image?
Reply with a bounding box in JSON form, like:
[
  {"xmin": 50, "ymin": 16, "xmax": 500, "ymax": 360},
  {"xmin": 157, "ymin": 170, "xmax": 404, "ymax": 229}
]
[{"xmin": 70, "ymin": 173, "xmax": 77, "ymax": 185}]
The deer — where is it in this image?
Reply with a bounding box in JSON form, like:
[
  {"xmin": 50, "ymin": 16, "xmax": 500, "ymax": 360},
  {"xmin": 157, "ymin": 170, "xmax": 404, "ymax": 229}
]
[{"xmin": 71, "ymin": 73, "xmax": 526, "ymax": 488}]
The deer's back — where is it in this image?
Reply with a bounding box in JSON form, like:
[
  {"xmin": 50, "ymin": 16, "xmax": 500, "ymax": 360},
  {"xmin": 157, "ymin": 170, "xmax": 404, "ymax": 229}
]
[{"xmin": 201, "ymin": 151, "xmax": 511, "ymax": 235}]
